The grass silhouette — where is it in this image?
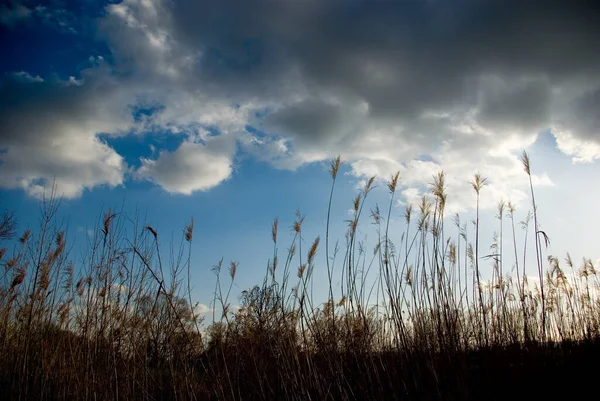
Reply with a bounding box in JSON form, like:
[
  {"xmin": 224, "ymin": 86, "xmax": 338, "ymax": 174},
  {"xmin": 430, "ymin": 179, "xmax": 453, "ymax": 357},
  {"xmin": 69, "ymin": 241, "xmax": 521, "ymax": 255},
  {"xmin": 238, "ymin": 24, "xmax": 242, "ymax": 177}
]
[{"xmin": 0, "ymin": 152, "xmax": 598, "ymax": 400}]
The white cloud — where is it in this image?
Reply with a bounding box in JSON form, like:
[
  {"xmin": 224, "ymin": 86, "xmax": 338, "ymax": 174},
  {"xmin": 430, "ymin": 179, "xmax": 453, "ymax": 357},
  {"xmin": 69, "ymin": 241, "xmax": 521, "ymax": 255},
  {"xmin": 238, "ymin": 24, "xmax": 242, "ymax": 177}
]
[
  {"xmin": 194, "ymin": 303, "xmax": 213, "ymax": 315},
  {"xmin": 400, "ymin": 187, "xmax": 422, "ymax": 209},
  {"xmin": 136, "ymin": 137, "xmax": 234, "ymax": 194},
  {"xmin": 552, "ymin": 128, "xmax": 600, "ymax": 163}
]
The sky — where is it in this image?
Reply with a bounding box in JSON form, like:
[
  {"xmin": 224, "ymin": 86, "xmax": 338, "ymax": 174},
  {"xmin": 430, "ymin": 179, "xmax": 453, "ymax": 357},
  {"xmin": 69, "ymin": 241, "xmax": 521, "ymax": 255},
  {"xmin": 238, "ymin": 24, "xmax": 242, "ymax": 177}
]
[{"xmin": 1, "ymin": 0, "xmax": 600, "ymax": 315}]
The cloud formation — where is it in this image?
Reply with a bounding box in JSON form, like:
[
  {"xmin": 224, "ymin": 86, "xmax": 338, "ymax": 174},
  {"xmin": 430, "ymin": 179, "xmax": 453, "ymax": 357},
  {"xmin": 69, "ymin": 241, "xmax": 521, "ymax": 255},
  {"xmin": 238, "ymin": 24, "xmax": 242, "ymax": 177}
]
[
  {"xmin": 1, "ymin": 0, "xmax": 599, "ymax": 204},
  {"xmin": 136, "ymin": 135, "xmax": 234, "ymax": 195},
  {"xmin": 0, "ymin": 68, "xmax": 130, "ymax": 198},
  {"xmin": 0, "ymin": 2, "xmax": 32, "ymax": 28}
]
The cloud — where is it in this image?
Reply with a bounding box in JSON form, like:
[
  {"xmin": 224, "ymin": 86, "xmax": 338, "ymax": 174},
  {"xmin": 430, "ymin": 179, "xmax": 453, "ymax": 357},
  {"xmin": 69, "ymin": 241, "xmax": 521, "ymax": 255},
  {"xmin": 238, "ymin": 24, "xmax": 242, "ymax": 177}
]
[
  {"xmin": 1, "ymin": 0, "xmax": 600, "ymax": 205},
  {"xmin": 36, "ymin": 5, "xmax": 80, "ymax": 34},
  {"xmin": 264, "ymin": 99, "xmax": 352, "ymax": 149},
  {"xmin": 136, "ymin": 136, "xmax": 234, "ymax": 195},
  {"xmin": 168, "ymin": 0, "xmax": 598, "ymax": 182},
  {"xmin": 552, "ymin": 129, "xmax": 600, "ymax": 163},
  {"xmin": 194, "ymin": 303, "xmax": 213, "ymax": 315},
  {"xmin": 0, "ymin": 2, "xmax": 79, "ymax": 33},
  {"xmin": 0, "ymin": 69, "xmax": 131, "ymax": 198},
  {"xmin": 11, "ymin": 71, "xmax": 43, "ymax": 83},
  {"xmin": 0, "ymin": 2, "xmax": 32, "ymax": 28},
  {"xmin": 475, "ymin": 75, "xmax": 552, "ymax": 135}
]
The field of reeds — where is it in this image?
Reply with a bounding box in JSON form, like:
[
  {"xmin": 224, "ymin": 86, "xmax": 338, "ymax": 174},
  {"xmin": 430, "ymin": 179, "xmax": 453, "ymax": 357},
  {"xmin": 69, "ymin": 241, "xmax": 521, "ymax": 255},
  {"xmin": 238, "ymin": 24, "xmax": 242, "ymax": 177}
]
[{"xmin": 1, "ymin": 151, "xmax": 599, "ymax": 400}]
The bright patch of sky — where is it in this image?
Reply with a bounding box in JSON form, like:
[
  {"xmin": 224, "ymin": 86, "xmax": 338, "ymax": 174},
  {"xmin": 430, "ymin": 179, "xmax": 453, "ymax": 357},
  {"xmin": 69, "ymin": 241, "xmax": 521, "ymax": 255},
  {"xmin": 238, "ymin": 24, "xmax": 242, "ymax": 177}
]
[{"xmin": 1, "ymin": 0, "xmax": 600, "ymax": 317}]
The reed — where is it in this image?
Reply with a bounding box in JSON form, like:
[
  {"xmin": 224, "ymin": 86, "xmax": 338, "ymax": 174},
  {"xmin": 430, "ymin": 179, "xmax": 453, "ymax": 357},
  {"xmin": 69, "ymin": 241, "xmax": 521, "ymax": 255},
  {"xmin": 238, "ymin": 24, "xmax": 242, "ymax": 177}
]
[{"xmin": 0, "ymin": 153, "xmax": 598, "ymax": 400}]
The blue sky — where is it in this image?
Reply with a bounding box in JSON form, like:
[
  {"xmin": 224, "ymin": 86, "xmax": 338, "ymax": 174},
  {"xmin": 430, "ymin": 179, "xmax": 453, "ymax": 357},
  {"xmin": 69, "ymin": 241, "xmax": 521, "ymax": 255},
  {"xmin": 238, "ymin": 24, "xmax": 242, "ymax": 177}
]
[{"xmin": 2, "ymin": 0, "xmax": 600, "ymax": 315}]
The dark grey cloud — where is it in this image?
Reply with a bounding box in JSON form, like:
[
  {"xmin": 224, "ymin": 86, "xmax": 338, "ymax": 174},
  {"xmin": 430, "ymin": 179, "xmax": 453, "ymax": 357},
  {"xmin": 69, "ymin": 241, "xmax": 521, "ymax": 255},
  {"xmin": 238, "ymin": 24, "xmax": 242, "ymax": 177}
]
[
  {"xmin": 264, "ymin": 99, "xmax": 352, "ymax": 148},
  {"xmin": 166, "ymin": 0, "xmax": 600, "ymax": 107},
  {"xmin": 562, "ymin": 88, "xmax": 600, "ymax": 141},
  {"xmin": 475, "ymin": 76, "xmax": 552, "ymax": 133}
]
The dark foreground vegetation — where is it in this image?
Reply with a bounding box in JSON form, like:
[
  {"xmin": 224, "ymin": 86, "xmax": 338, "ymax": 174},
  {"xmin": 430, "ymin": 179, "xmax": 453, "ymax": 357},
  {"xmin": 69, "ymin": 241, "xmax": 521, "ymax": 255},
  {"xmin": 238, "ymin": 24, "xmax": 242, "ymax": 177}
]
[{"xmin": 1, "ymin": 152, "xmax": 599, "ymax": 400}]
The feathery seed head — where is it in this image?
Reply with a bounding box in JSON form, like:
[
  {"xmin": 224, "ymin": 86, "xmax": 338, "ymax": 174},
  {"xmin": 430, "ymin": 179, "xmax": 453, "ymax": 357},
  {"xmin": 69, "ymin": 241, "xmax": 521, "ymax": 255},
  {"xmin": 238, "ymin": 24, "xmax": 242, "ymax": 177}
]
[
  {"xmin": 507, "ymin": 201, "xmax": 516, "ymax": 217},
  {"xmin": 348, "ymin": 219, "xmax": 358, "ymax": 236},
  {"xmin": 76, "ymin": 278, "xmax": 84, "ymax": 296},
  {"xmin": 388, "ymin": 171, "xmax": 400, "ymax": 194},
  {"xmin": 520, "ymin": 150, "xmax": 531, "ymax": 175},
  {"xmin": 19, "ymin": 229, "xmax": 31, "ymax": 244},
  {"xmin": 307, "ymin": 236, "xmax": 320, "ymax": 264},
  {"xmin": 431, "ymin": 171, "xmax": 446, "ymax": 202},
  {"xmin": 11, "ymin": 269, "xmax": 26, "ymax": 289},
  {"xmin": 229, "ymin": 261, "xmax": 238, "ymax": 280},
  {"xmin": 272, "ymin": 217, "xmax": 278, "ymax": 244},
  {"xmin": 293, "ymin": 218, "xmax": 303, "ymax": 234},
  {"xmin": 329, "ymin": 155, "xmax": 341, "ymax": 180},
  {"xmin": 405, "ymin": 204, "xmax": 412, "ymax": 224},
  {"xmin": 146, "ymin": 225, "xmax": 158, "ymax": 238},
  {"xmin": 497, "ymin": 200, "xmax": 505, "ymax": 219},
  {"xmin": 371, "ymin": 206, "xmax": 381, "ymax": 224},
  {"xmin": 6, "ymin": 257, "xmax": 18, "ymax": 269},
  {"xmin": 364, "ymin": 175, "xmax": 376, "ymax": 194},
  {"xmin": 185, "ymin": 218, "xmax": 194, "ymax": 242},
  {"xmin": 297, "ymin": 263, "xmax": 306, "ymax": 278},
  {"xmin": 103, "ymin": 210, "xmax": 116, "ymax": 236},
  {"xmin": 353, "ymin": 193, "xmax": 362, "ymax": 215},
  {"xmin": 470, "ymin": 173, "xmax": 487, "ymax": 195}
]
